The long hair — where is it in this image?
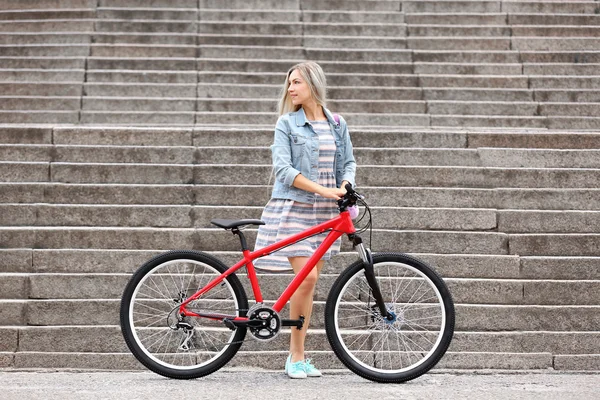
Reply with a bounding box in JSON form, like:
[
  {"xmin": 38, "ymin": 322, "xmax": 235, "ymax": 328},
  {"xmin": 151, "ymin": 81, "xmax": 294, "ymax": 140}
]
[{"xmin": 277, "ymin": 61, "xmax": 327, "ymax": 115}]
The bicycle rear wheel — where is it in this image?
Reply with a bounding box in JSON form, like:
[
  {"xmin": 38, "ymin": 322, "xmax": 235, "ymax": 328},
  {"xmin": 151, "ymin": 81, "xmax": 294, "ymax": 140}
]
[
  {"xmin": 325, "ymin": 253, "xmax": 455, "ymax": 383},
  {"xmin": 120, "ymin": 250, "xmax": 248, "ymax": 379}
]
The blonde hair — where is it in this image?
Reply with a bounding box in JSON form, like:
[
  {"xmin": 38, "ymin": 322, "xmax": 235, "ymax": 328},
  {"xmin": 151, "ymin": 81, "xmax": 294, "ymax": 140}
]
[{"xmin": 278, "ymin": 61, "xmax": 327, "ymax": 115}]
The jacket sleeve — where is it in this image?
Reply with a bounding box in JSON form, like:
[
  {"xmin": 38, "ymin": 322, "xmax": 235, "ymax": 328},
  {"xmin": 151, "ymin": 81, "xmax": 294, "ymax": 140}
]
[
  {"xmin": 271, "ymin": 116, "xmax": 301, "ymax": 187},
  {"xmin": 340, "ymin": 116, "xmax": 357, "ymax": 187}
]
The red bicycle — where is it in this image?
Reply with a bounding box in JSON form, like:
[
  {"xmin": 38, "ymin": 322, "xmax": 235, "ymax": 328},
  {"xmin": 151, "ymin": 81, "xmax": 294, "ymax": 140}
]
[{"xmin": 120, "ymin": 185, "xmax": 455, "ymax": 383}]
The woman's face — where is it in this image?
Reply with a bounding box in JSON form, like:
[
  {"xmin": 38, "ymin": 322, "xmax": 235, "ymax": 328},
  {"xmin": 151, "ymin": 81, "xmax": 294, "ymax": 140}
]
[{"xmin": 288, "ymin": 69, "xmax": 312, "ymax": 106}]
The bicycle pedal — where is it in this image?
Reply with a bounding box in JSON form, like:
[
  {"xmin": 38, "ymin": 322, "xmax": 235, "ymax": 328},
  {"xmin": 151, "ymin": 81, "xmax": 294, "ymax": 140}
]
[{"xmin": 282, "ymin": 315, "xmax": 305, "ymax": 330}]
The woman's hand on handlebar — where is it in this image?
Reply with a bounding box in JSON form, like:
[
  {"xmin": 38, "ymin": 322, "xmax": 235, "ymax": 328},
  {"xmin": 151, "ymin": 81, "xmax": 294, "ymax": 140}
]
[{"xmin": 319, "ymin": 187, "xmax": 347, "ymax": 200}]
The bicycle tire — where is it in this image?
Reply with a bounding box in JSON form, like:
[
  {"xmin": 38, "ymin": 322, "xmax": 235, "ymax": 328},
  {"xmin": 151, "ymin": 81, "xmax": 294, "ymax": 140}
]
[
  {"xmin": 120, "ymin": 250, "xmax": 248, "ymax": 379},
  {"xmin": 325, "ymin": 252, "xmax": 455, "ymax": 383}
]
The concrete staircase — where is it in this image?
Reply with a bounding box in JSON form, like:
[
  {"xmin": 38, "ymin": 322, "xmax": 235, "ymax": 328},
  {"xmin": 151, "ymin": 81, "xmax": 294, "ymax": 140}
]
[
  {"xmin": 1, "ymin": 0, "xmax": 600, "ymax": 372},
  {"xmin": 2, "ymin": 0, "xmax": 600, "ymax": 127}
]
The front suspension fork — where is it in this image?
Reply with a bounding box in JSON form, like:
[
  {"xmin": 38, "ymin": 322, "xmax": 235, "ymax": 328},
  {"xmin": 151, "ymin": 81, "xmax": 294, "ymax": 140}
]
[{"xmin": 352, "ymin": 236, "xmax": 394, "ymax": 321}]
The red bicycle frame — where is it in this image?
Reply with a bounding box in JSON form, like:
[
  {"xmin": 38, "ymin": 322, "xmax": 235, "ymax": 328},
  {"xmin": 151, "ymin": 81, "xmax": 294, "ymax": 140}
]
[{"xmin": 178, "ymin": 210, "xmax": 356, "ymax": 321}]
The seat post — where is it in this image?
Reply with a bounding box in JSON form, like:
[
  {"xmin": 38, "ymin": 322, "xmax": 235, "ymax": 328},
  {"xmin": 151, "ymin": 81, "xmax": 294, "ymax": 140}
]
[{"xmin": 231, "ymin": 228, "xmax": 249, "ymax": 251}]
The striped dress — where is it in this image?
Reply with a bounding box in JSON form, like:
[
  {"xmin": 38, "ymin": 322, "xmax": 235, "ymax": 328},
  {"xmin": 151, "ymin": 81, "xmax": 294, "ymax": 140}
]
[{"xmin": 253, "ymin": 120, "xmax": 341, "ymax": 272}]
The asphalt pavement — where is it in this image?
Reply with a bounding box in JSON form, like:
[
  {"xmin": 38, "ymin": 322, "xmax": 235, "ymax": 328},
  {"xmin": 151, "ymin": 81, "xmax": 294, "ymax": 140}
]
[{"xmin": 1, "ymin": 369, "xmax": 599, "ymax": 400}]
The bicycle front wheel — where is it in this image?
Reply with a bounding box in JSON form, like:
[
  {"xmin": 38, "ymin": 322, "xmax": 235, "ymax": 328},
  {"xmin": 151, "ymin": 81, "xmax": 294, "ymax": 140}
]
[
  {"xmin": 325, "ymin": 253, "xmax": 455, "ymax": 383},
  {"xmin": 120, "ymin": 250, "xmax": 248, "ymax": 379}
]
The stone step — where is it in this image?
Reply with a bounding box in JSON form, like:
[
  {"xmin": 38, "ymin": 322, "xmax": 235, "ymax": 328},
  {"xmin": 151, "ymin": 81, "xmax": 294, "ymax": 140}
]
[
  {"xmin": 540, "ymin": 102, "xmax": 600, "ymax": 117},
  {"xmin": 94, "ymin": 58, "xmax": 415, "ymax": 75},
  {"xmin": 0, "ymin": 0, "xmax": 96, "ymax": 9},
  {"xmin": 202, "ymin": 46, "xmax": 413, "ymax": 62},
  {"xmin": 413, "ymin": 51, "xmax": 520, "ymax": 63},
  {"xmin": 0, "ymin": 111, "xmax": 79, "ymax": 124},
  {"xmin": 408, "ymin": 25, "xmax": 511, "ymax": 37},
  {"xmin": 0, "ymin": 10, "xmax": 96, "ymax": 20},
  {"xmin": 429, "ymin": 115, "xmax": 547, "ymax": 129},
  {"xmin": 502, "ymin": 1, "xmax": 600, "ymax": 14},
  {"xmin": 415, "ymin": 63, "xmax": 522, "ymax": 75},
  {"xmin": 78, "ymin": 111, "xmax": 432, "ymax": 126},
  {"xmin": 6, "ymin": 145, "xmax": 599, "ymax": 169},
  {"xmin": 404, "ymin": 1, "xmax": 501, "ymax": 13},
  {"xmin": 197, "ymin": 83, "xmax": 422, "ymax": 100},
  {"xmin": 0, "ymin": 56, "xmax": 85, "ymax": 69},
  {"xmin": 0, "ymin": 203, "xmax": 497, "ymax": 231},
  {"xmin": 0, "ymin": 82, "xmax": 82, "ymax": 96},
  {"xmin": 301, "ymin": 0, "xmax": 401, "ymax": 12},
  {"xmin": 199, "ymin": 21, "xmax": 406, "ymax": 37},
  {"xmin": 196, "ymin": 71, "xmax": 419, "ymax": 87},
  {"xmin": 2, "ymin": 299, "xmax": 599, "ymax": 332},
  {"xmin": 33, "ymin": 126, "xmax": 600, "ymax": 149},
  {"xmin": 3, "ymin": 183, "xmax": 600, "ymax": 211},
  {"xmin": 514, "ymin": 25, "xmax": 600, "ymax": 37},
  {"xmin": 5, "ymin": 271, "xmax": 599, "ymax": 305},
  {"xmin": 513, "ymin": 37, "xmax": 600, "ymax": 51},
  {"xmin": 407, "ymin": 37, "xmax": 511, "ymax": 50},
  {"xmin": 0, "ymin": 69, "xmax": 85, "ymax": 82},
  {"xmin": 84, "ymin": 82, "xmax": 196, "ymax": 98},
  {"xmin": 428, "ymin": 101, "xmax": 537, "ymax": 116},
  {"xmin": 535, "ymin": 90, "xmax": 600, "ymax": 102},
  {"xmin": 405, "ymin": 13, "xmax": 507, "ymax": 25},
  {"xmin": 510, "ymin": 234, "xmax": 600, "ymax": 256},
  {"xmin": 5, "ymin": 350, "xmax": 572, "ymax": 371},
  {"xmin": 200, "ymin": 0, "xmax": 300, "ymax": 10},
  {"xmin": 87, "ymin": 70, "xmax": 197, "ymax": 83},
  {"xmin": 520, "ymin": 256, "xmax": 600, "ymax": 280},
  {"xmin": 7, "ymin": 326, "xmax": 599, "ymax": 355},
  {"xmin": 305, "ymin": 10, "xmax": 406, "ymax": 24},
  {"xmin": 97, "ymin": 8, "xmax": 197, "ymax": 21},
  {"xmin": 419, "ymin": 75, "xmax": 528, "ymax": 88},
  {"xmin": 102, "ymin": 0, "xmax": 198, "ymax": 8},
  {"xmin": 92, "ymin": 32, "xmax": 196, "ymax": 45},
  {"xmin": 197, "ymin": 165, "xmax": 600, "ymax": 189},
  {"xmin": 0, "ymin": 96, "xmax": 80, "ymax": 111},
  {"xmin": 0, "ymin": 227, "xmax": 508, "ymax": 254},
  {"xmin": 524, "ymin": 63, "xmax": 600, "ymax": 75},
  {"xmin": 0, "ymin": 44, "xmax": 90, "ymax": 57},
  {"xmin": 87, "ymin": 57, "xmax": 196, "ymax": 71},
  {"xmin": 1, "ymin": 249, "xmax": 524, "ymax": 278},
  {"xmin": 0, "ymin": 20, "xmax": 95, "ymax": 32},
  {"xmin": 198, "ymin": 34, "xmax": 407, "ymax": 49},
  {"xmin": 95, "ymin": 20, "xmax": 197, "ymax": 33},
  {"xmin": 509, "ymin": 13, "xmax": 600, "ymax": 25},
  {"xmin": 90, "ymin": 44, "xmax": 196, "ymax": 58},
  {"xmin": 78, "ymin": 111, "xmax": 194, "ymax": 125},
  {"xmin": 530, "ymin": 76, "xmax": 600, "ymax": 89},
  {"xmin": 82, "ymin": 97, "xmax": 196, "ymax": 112},
  {"xmin": 520, "ymin": 51, "xmax": 600, "ymax": 64},
  {"xmin": 424, "ymin": 88, "xmax": 533, "ymax": 101},
  {"xmin": 498, "ymin": 210, "xmax": 600, "ymax": 233},
  {"xmin": 0, "ymin": 32, "xmax": 91, "ymax": 44}
]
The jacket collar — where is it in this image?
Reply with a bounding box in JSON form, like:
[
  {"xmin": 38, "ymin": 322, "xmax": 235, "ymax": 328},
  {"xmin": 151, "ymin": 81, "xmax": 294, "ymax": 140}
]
[{"xmin": 294, "ymin": 106, "xmax": 339, "ymax": 128}]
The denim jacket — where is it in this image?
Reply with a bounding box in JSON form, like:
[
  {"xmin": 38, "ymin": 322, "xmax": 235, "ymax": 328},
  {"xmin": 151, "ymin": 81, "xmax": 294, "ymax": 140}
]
[{"xmin": 270, "ymin": 107, "xmax": 357, "ymax": 204}]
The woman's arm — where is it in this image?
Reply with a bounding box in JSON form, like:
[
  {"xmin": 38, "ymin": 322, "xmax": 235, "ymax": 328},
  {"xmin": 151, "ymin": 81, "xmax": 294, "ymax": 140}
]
[
  {"xmin": 271, "ymin": 118, "xmax": 301, "ymax": 187},
  {"xmin": 340, "ymin": 117, "xmax": 357, "ymax": 188},
  {"xmin": 292, "ymin": 174, "xmax": 347, "ymax": 200}
]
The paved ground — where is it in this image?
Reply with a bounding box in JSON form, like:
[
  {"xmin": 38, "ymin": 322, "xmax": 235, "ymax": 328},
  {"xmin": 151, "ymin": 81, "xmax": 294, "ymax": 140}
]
[{"xmin": 0, "ymin": 369, "xmax": 598, "ymax": 400}]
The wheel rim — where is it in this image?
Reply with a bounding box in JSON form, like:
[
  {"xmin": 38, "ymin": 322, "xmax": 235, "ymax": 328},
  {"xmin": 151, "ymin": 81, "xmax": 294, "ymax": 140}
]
[
  {"xmin": 128, "ymin": 259, "xmax": 240, "ymax": 370},
  {"xmin": 333, "ymin": 261, "xmax": 447, "ymax": 374}
]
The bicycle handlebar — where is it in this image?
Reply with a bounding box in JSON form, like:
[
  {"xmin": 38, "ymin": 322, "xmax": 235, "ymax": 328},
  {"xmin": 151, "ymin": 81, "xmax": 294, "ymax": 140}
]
[{"xmin": 337, "ymin": 183, "xmax": 364, "ymax": 211}]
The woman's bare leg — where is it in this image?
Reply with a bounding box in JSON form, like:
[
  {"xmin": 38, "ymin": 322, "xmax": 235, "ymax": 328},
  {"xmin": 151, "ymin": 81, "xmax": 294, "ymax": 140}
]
[{"xmin": 288, "ymin": 256, "xmax": 324, "ymax": 363}]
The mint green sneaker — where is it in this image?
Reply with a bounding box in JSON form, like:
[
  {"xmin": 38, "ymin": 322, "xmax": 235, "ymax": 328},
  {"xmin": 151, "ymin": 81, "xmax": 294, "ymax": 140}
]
[
  {"xmin": 285, "ymin": 355, "xmax": 307, "ymax": 379},
  {"xmin": 303, "ymin": 358, "xmax": 322, "ymax": 377}
]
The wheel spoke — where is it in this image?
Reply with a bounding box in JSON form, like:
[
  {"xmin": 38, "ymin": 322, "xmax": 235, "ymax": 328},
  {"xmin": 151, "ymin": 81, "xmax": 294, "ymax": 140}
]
[
  {"xmin": 121, "ymin": 252, "xmax": 247, "ymax": 377},
  {"xmin": 328, "ymin": 256, "xmax": 454, "ymax": 382}
]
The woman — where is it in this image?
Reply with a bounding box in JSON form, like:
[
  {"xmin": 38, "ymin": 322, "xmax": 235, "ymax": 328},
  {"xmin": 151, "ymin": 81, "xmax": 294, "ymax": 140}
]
[{"xmin": 253, "ymin": 61, "xmax": 357, "ymax": 379}]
